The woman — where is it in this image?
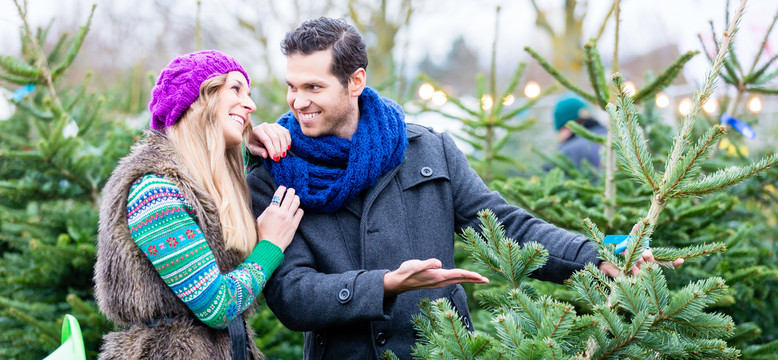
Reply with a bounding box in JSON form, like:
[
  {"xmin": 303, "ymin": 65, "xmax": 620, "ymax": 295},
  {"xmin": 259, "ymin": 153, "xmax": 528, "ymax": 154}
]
[{"xmin": 93, "ymin": 50, "xmax": 301, "ymax": 359}]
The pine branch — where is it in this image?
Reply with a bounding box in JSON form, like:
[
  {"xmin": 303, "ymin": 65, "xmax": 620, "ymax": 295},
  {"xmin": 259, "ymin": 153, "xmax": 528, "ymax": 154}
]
[
  {"xmin": 565, "ymin": 120, "xmax": 606, "ymax": 144},
  {"xmin": 50, "ymin": 5, "xmax": 94, "ymax": 78},
  {"xmin": 632, "ymin": 51, "xmax": 698, "ymax": 104},
  {"xmin": 663, "ymin": 125, "xmax": 727, "ymax": 197},
  {"xmin": 663, "ymin": 0, "xmax": 744, "ymax": 194},
  {"xmin": 742, "ymin": 53, "xmax": 778, "ymax": 84},
  {"xmin": 584, "ymin": 40, "xmax": 609, "ymax": 109},
  {"xmin": 663, "ymin": 277, "xmax": 727, "ymax": 322},
  {"xmin": 568, "ymin": 272, "xmax": 608, "ymax": 310},
  {"xmin": 524, "ymin": 46, "xmax": 597, "ymax": 104},
  {"xmin": 650, "ymin": 243, "xmax": 727, "ymax": 263},
  {"xmin": 746, "ymin": 86, "xmax": 778, "ymax": 95},
  {"xmin": 610, "ymin": 77, "xmax": 660, "ymax": 191},
  {"xmin": 672, "ymin": 153, "xmax": 778, "ymax": 198},
  {"xmin": 0, "ymin": 55, "xmax": 42, "ymax": 78}
]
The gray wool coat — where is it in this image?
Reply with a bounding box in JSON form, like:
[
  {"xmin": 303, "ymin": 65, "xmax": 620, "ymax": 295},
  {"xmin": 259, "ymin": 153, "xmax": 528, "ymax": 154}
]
[
  {"xmin": 94, "ymin": 131, "xmax": 261, "ymax": 360},
  {"xmin": 247, "ymin": 124, "xmax": 600, "ymax": 360}
]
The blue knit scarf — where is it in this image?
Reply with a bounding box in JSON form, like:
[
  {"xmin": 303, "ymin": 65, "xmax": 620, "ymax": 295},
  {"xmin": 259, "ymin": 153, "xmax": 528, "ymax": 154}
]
[{"xmin": 266, "ymin": 87, "xmax": 407, "ymax": 213}]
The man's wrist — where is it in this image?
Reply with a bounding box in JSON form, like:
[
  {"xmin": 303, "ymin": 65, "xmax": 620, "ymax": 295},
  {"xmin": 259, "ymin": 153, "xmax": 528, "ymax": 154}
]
[{"xmin": 383, "ymin": 271, "xmax": 400, "ymax": 297}]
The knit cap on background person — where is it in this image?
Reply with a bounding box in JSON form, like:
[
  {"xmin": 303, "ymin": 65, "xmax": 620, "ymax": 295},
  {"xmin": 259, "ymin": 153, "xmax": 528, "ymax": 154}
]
[
  {"xmin": 148, "ymin": 50, "xmax": 250, "ymax": 131},
  {"xmin": 553, "ymin": 95, "xmax": 590, "ymax": 131}
]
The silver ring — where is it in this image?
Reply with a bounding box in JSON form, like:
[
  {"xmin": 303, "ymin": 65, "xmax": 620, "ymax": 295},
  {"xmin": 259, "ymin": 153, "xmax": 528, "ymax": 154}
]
[{"xmin": 271, "ymin": 195, "xmax": 281, "ymax": 206}]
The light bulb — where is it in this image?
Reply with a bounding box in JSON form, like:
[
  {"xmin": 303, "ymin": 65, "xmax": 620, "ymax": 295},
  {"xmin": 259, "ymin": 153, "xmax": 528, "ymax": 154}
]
[
  {"xmin": 480, "ymin": 94, "xmax": 493, "ymax": 111},
  {"xmin": 655, "ymin": 92, "xmax": 669, "ymax": 108},
  {"xmin": 748, "ymin": 96, "xmax": 762, "ymax": 113},
  {"xmin": 502, "ymin": 93, "xmax": 515, "ymax": 106},
  {"xmin": 431, "ymin": 90, "xmax": 447, "ymax": 106},
  {"xmin": 418, "ymin": 83, "xmax": 435, "ymax": 101},
  {"xmin": 678, "ymin": 98, "xmax": 692, "ymax": 116},
  {"xmin": 703, "ymin": 98, "xmax": 719, "ymax": 114},
  {"xmin": 524, "ymin": 81, "xmax": 540, "ymax": 98}
]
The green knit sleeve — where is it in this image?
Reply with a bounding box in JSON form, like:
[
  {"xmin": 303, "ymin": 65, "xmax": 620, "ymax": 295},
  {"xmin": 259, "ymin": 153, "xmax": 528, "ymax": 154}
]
[{"xmin": 127, "ymin": 173, "xmax": 283, "ymax": 329}]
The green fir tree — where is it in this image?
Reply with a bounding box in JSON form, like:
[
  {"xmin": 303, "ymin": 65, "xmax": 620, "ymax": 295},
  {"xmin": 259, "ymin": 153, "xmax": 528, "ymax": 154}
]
[
  {"xmin": 0, "ymin": 2, "xmax": 127, "ymax": 359},
  {"xmin": 398, "ymin": 0, "xmax": 777, "ymax": 358}
]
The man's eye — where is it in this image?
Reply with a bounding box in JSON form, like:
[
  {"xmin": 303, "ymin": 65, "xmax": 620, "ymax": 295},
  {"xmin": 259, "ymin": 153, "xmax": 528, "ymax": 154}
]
[{"xmin": 311, "ymin": 85, "xmax": 321, "ymax": 90}]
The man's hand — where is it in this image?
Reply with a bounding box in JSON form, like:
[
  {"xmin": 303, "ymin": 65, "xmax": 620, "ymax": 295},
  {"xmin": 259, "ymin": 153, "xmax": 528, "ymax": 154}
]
[
  {"xmin": 247, "ymin": 123, "xmax": 291, "ymax": 161},
  {"xmin": 383, "ymin": 258, "xmax": 489, "ymax": 297},
  {"xmin": 598, "ymin": 249, "xmax": 684, "ymax": 277}
]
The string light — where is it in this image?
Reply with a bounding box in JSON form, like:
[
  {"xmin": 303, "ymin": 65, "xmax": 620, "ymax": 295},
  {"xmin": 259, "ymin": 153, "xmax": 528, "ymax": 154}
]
[
  {"xmin": 502, "ymin": 93, "xmax": 515, "ymax": 106},
  {"xmin": 748, "ymin": 96, "xmax": 762, "ymax": 113},
  {"xmin": 524, "ymin": 81, "xmax": 540, "ymax": 98},
  {"xmin": 703, "ymin": 98, "xmax": 719, "ymax": 114},
  {"xmin": 655, "ymin": 92, "xmax": 669, "ymax": 108},
  {"xmin": 418, "ymin": 83, "xmax": 435, "ymax": 101},
  {"xmin": 431, "ymin": 90, "xmax": 447, "ymax": 106},
  {"xmin": 480, "ymin": 94, "xmax": 493, "ymax": 111},
  {"xmin": 623, "ymin": 81, "xmax": 636, "ymax": 97},
  {"xmin": 678, "ymin": 98, "xmax": 692, "ymax": 116}
]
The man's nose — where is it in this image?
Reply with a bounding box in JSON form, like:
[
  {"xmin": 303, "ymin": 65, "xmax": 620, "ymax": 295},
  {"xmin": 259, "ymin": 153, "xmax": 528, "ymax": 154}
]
[{"xmin": 293, "ymin": 93, "xmax": 311, "ymax": 109}]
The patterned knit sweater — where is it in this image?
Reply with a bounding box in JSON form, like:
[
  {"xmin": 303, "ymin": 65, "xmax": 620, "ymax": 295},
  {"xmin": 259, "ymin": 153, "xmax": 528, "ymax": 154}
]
[{"xmin": 126, "ymin": 173, "xmax": 283, "ymax": 329}]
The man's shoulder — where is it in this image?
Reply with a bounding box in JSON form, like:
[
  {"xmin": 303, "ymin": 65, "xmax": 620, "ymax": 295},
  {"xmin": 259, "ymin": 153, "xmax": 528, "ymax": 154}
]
[
  {"xmin": 406, "ymin": 122, "xmax": 439, "ymax": 139},
  {"xmin": 246, "ymin": 160, "xmax": 273, "ymax": 184}
]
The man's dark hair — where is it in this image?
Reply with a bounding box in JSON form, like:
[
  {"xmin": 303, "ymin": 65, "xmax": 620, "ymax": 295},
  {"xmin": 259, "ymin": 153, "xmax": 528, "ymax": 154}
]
[{"xmin": 281, "ymin": 17, "xmax": 368, "ymax": 87}]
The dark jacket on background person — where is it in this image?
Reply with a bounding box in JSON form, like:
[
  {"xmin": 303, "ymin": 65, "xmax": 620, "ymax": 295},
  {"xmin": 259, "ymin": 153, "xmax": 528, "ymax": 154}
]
[
  {"xmin": 94, "ymin": 131, "xmax": 261, "ymax": 360},
  {"xmin": 248, "ymin": 123, "xmax": 600, "ymax": 360},
  {"xmin": 558, "ymin": 118, "xmax": 607, "ymax": 169}
]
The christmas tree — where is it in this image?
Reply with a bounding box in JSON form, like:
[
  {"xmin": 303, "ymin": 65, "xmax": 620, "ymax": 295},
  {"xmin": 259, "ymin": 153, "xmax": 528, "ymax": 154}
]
[
  {"xmin": 0, "ymin": 2, "xmax": 133, "ymax": 358},
  {"xmin": 400, "ymin": 0, "xmax": 778, "ymax": 358}
]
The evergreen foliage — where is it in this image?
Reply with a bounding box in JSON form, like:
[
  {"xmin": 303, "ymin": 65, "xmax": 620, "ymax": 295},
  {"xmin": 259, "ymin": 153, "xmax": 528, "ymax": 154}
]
[
  {"xmin": 386, "ymin": 210, "xmax": 739, "ymax": 359},
  {"xmin": 410, "ymin": 0, "xmax": 778, "ymax": 358},
  {"xmin": 0, "ymin": 2, "xmax": 131, "ymax": 359}
]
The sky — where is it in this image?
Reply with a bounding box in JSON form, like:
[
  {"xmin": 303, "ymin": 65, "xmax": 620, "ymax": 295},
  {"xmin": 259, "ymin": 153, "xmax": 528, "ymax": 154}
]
[
  {"xmin": 1, "ymin": 0, "xmax": 776, "ymax": 85},
  {"xmin": 0, "ymin": 0, "xmax": 776, "ymax": 153}
]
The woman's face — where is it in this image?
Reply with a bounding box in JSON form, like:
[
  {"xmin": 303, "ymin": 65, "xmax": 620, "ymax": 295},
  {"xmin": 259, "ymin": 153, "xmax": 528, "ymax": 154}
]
[{"xmin": 217, "ymin": 71, "xmax": 256, "ymax": 148}]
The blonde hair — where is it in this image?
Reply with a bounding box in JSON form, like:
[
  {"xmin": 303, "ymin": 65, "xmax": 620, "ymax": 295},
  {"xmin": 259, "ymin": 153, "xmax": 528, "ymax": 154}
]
[{"xmin": 166, "ymin": 74, "xmax": 257, "ymax": 255}]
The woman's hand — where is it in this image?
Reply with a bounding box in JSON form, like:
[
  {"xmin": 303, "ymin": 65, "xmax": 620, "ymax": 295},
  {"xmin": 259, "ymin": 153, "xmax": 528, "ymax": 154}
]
[
  {"xmin": 256, "ymin": 186, "xmax": 303, "ymax": 251},
  {"xmin": 247, "ymin": 123, "xmax": 291, "ymax": 161}
]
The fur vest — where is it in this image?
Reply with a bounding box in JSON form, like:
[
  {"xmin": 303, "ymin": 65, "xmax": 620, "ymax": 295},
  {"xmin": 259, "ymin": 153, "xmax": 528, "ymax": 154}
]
[{"xmin": 94, "ymin": 130, "xmax": 261, "ymax": 360}]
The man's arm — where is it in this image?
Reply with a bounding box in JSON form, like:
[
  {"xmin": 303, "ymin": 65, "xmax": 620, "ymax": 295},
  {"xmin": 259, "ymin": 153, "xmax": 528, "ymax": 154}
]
[
  {"xmin": 439, "ymin": 131, "xmax": 601, "ymax": 283},
  {"xmin": 248, "ymin": 166, "xmax": 393, "ymax": 331},
  {"xmin": 438, "ymin": 131, "xmax": 682, "ymax": 280}
]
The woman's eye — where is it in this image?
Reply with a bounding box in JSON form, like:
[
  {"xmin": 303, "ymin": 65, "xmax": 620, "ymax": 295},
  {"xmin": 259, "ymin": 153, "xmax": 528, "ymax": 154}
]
[{"xmin": 232, "ymin": 86, "xmax": 241, "ymax": 92}]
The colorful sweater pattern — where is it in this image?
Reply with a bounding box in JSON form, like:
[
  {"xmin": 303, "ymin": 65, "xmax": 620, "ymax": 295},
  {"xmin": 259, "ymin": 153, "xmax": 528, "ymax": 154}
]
[{"xmin": 127, "ymin": 173, "xmax": 283, "ymax": 329}]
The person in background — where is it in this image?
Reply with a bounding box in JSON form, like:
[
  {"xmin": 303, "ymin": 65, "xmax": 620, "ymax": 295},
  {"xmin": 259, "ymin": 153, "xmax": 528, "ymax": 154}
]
[
  {"xmin": 552, "ymin": 94, "xmax": 608, "ymax": 169},
  {"xmin": 94, "ymin": 50, "xmax": 301, "ymax": 359}
]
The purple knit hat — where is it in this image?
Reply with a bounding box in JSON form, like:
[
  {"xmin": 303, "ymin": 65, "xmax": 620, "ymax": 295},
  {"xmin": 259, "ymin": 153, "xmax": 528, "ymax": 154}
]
[{"xmin": 149, "ymin": 50, "xmax": 250, "ymax": 130}]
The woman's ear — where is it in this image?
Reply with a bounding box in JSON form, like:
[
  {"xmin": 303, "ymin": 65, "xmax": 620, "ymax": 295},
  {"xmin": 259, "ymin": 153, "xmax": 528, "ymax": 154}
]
[{"xmin": 348, "ymin": 68, "xmax": 366, "ymax": 97}]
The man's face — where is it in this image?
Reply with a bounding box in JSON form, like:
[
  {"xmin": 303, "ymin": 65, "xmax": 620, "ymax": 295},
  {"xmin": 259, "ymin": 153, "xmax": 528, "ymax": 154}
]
[{"xmin": 285, "ymin": 50, "xmax": 358, "ymax": 139}]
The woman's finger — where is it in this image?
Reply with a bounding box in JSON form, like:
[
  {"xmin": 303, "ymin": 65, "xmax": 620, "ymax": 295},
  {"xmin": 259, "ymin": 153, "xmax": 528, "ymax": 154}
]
[
  {"xmin": 280, "ymin": 187, "xmax": 296, "ymax": 211},
  {"xmin": 258, "ymin": 124, "xmax": 282, "ymax": 160},
  {"xmin": 272, "ymin": 125, "xmax": 289, "ymax": 157},
  {"xmin": 270, "ymin": 186, "xmax": 286, "ymax": 207}
]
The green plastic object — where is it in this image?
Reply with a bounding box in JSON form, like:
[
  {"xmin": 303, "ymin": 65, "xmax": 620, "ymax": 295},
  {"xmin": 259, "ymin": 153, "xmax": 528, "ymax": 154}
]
[{"xmin": 43, "ymin": 314, "xmax": 86, "ymax": 360}]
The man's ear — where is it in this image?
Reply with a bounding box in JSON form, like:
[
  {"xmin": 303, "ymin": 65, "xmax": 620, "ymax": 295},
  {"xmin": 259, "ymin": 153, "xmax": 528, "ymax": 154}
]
[{"xmin": 348, "ymin": 68, "xmax": 366, "ymax": 97}]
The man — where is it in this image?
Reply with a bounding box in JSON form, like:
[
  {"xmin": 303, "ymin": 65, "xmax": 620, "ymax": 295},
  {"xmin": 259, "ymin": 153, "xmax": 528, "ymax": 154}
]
[
  {"xmin": 246, "ymin": 17, "xmax": 680, "ymax": 359},
  {"xmin": 552, "ymin": 95, "xmax": 608, "ymax": 169}
]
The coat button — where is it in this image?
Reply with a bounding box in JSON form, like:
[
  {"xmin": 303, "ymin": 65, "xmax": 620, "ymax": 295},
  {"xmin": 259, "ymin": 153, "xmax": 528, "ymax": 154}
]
[
  {"xmin": 420, "ymin": 167, "xmax": 433, "ymax": 177},
  {"xmin": 338, "ymin": 288, "xmax": 350, "ymax": 301},
  {"xmin": 316, "ymin": 333, "xmax": 325, "ymax": 345},
  {"xmin": 463, "ymin": 317, "xmax": 471, "ymax": 329},
  {"xmin": 375, "ymin": 332, "xmax": 387, "ymax": 346}
]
